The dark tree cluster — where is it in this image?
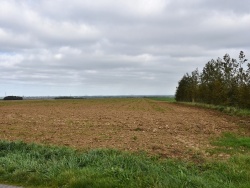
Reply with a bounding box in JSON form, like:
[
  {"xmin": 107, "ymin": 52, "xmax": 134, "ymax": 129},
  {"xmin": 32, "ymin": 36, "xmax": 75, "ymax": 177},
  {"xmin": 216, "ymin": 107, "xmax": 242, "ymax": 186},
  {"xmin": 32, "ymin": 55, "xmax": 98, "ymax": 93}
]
[
  {"xmin": 3, "ymin": 96, "xmax": 23, "ymax": 100},
  {"xmin": 175, "ymin": 51, "xmax": 250, "ymax": 108},
  {"xmin": 55, "ymin": 96, "xmax": 76, "ymax": 99}
]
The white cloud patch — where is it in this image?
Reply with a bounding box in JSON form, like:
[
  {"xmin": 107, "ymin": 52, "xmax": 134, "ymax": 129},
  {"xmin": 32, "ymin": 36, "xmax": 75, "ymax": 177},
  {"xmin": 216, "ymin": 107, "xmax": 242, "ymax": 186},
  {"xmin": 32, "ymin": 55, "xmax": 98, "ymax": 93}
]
[
  {"xmin": 0, "ymin": 53, "xmax": 24, "ymax": 68},
  {"xmin": 54, "ymin": 54, "xmax": 63, "ymax": 60}
]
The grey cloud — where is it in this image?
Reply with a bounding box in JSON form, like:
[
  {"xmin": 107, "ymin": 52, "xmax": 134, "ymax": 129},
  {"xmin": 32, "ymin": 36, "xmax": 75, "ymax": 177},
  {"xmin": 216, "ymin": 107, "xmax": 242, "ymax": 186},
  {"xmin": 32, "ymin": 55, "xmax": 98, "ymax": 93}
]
[{"xmin": 0, "ymin": 0, "xmax": 250, "ymax": 96}]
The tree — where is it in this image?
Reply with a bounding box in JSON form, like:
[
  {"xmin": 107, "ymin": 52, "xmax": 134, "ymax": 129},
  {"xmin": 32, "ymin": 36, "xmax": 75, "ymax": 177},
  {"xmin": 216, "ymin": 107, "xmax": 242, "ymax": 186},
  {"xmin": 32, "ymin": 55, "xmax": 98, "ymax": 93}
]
[
  {"xmin": 199, "ymin": 59, "xmax": 225, "ymax": 105},
  {"xmin": 175, "ymin": 51, "xmax": 249, "ymax": 108},
  {"xmin": 175, "ymin": 69, "xmax": 199, "ymax": 102},
  {"xmin": 237, "ymin": 51, "xmax": 249, "ymax": 108},
  {"xmin": 175, "ymin": 74, "xmax": 192, "ymax": 102}
]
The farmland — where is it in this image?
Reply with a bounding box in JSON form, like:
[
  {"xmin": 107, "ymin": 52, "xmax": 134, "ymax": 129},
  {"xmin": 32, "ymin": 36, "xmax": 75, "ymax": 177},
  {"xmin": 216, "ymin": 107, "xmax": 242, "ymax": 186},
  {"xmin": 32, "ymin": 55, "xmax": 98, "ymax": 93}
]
[
  {"xmin": 0, "ymin": 98, "xmax": 250, "ymax": 187},
  {"xmin": 0, "ymin": 98, "xmax": 248, "ymax": 160}
]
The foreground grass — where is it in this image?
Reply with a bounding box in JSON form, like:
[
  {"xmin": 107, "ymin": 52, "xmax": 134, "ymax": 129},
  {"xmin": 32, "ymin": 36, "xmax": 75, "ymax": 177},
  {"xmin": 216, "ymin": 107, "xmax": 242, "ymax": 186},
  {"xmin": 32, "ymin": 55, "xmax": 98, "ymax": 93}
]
[{"xmin": 0, "ymin": 141, "xmax": 250, "ymax": 188}]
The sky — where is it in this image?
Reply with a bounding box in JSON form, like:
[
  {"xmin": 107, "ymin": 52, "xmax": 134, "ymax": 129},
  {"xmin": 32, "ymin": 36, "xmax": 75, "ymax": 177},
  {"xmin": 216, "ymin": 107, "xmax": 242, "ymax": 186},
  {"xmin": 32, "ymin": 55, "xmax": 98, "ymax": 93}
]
[{"xmin": 0, "ymin": 0, "xmax": 250, "ymax": 96}]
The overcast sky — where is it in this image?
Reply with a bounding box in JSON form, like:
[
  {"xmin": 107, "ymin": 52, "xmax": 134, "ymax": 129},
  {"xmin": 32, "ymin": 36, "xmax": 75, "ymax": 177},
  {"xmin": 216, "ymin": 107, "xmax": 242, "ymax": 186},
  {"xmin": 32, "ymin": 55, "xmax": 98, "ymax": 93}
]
[{"xmin": 0, "ymin": 0, "xmax": 250, "ymax": 96}]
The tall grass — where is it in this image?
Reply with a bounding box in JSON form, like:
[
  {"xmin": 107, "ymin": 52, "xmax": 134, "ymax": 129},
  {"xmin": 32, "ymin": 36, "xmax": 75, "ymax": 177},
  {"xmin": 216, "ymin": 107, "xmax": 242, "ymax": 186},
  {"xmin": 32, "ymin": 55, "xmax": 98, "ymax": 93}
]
[{"xmin": 0, "ymin": 140, "xmax": 250, "ymax": 187}]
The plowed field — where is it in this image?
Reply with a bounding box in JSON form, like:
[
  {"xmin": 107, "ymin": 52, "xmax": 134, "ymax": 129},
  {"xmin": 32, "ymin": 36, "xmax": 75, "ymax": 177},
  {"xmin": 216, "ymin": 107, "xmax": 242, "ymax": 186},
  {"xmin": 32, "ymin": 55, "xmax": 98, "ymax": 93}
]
[{"xmin": 0, "ymin": 98, "xmax": 249, "ymax": 160}]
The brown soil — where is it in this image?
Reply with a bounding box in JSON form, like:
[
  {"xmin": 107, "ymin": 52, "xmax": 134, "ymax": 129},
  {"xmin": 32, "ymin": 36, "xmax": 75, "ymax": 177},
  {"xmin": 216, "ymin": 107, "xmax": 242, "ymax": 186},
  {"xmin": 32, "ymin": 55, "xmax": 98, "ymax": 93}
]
[{"xmin": 0, "ymin": 98, "xmax": 249, "ymax": 161}]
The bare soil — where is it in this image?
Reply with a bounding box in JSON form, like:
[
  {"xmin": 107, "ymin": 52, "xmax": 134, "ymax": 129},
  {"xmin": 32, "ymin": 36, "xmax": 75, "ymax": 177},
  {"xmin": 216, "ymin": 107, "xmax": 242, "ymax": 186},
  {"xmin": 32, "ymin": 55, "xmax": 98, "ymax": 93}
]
[{"xmin": 0, "ymin": 98, "xmax": 249, "ymax": 161}]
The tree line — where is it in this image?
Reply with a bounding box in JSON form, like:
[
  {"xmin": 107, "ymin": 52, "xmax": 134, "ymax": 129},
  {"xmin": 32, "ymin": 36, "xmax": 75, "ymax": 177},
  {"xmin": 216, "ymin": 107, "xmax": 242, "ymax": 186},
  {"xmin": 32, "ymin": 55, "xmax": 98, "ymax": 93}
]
[
  {"xmin": 175, "ymin": 51, "xmax": 250, "ymax": 108},
  {"xmin": 3, "ymin": 96, "xmax": 23, "ymax": 100}
]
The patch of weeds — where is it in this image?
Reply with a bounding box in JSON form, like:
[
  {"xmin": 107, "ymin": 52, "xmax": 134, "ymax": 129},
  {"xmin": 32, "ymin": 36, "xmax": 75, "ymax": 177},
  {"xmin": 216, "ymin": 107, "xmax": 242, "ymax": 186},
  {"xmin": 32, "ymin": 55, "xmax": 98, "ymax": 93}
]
[
  {"xmin": 148, "ymin": 102, "xmax": 166, "ymax": 113},
  {"xmin": 0, "ymin": 166, "xmax": 6, "ymax": 175},
  {"xmin": 66, "ymin": 120, "xmax": 74, "ymax": 126},
  {"xmin": 190, "ymin": 151, "xmax": 206, "ymax": 163},
  {"xmin": 154, "ymin": 106, "xmax": 165, "ymax": 112},
  {"xmin": 132, "ymin": 136, "xmax": 137, "ymax": 141},
  {"xmin": 83, "ymin": 121, "xmax": 93, "ymax": 128},
  {"xmin": 151, "ymin": 145, "xmax": 163, "ymax": 151},
  {"xmin": 133, "ymin": 127, "xmax": 144, "ymax": 131}
]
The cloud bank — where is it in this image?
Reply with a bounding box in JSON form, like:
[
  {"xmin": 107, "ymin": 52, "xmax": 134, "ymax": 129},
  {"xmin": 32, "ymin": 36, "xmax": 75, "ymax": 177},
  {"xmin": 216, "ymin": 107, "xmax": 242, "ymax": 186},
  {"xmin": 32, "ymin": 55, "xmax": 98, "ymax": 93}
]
[{"xmin": 0, "ymin": 0, "xmax": 250, "ymax": 96}]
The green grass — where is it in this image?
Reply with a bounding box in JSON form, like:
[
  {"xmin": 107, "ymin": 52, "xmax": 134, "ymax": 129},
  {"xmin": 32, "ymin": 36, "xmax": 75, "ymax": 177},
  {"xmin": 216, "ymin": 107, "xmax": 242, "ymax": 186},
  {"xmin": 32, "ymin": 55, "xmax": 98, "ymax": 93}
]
[
  {"xmin": 217, "ymin": 133, "xmax": 250, "ymax": 149},
  {"xmin": 147, "ymin": 97, "xmax": 176, "ymax": 102},
  {"xmin": 0, "ymin": 140, "xmax": 250, "ymax": 188},
  {"xmin": 212, "ymin": 133, "xmax": 250, "ymax": 154}
]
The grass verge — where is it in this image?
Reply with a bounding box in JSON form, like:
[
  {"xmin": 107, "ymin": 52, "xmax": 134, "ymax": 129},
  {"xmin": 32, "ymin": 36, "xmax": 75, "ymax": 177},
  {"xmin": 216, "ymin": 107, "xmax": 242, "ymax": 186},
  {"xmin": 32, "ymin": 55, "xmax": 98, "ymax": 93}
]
[
  {"xmin": 178, "ymin": 102, "xmax": 250, "ymax": 116},
  {"xmin": 0, "ymin": 140, "xmax": 250, "ymax": 188}
]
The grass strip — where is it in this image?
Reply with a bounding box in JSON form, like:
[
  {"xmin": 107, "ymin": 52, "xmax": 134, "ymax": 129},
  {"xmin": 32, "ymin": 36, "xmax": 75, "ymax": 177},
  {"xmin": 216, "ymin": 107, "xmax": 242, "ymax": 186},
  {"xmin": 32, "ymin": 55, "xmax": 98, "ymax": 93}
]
[
  {"xmin": 0, "ymin": 140, "xmax": 250, "ymax": 187},
  {"xmin": 178, "ymin": 102, "xmax": 250, "ymax": 116},
  {"xmin": 146, "ymin": 97, "xmax": 176, "ymax": 102}
]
